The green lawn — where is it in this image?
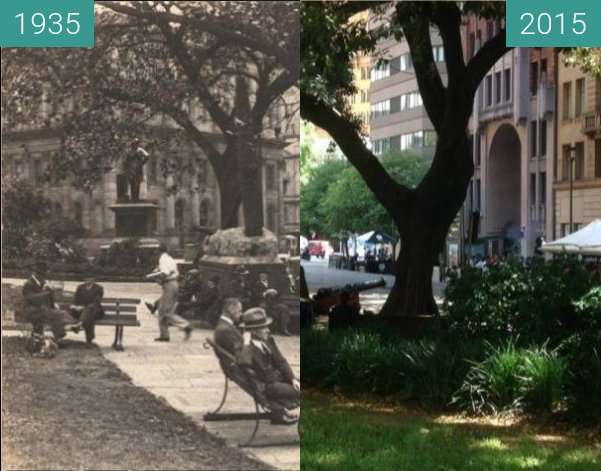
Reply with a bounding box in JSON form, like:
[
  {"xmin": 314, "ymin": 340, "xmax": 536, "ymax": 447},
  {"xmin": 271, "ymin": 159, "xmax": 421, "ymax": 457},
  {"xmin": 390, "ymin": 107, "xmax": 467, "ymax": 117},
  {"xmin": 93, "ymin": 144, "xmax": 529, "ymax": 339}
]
[{"xmin": 301, "ymin": 395, "xmax": 600, "ymax": 471}]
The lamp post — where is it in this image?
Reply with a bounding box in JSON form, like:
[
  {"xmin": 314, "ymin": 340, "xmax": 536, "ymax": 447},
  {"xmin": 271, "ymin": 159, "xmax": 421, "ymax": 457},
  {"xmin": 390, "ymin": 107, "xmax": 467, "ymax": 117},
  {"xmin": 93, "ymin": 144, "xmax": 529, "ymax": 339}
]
[{"xmin": 568, "ymin": 144, "xmax": 577, "ymax": 234}]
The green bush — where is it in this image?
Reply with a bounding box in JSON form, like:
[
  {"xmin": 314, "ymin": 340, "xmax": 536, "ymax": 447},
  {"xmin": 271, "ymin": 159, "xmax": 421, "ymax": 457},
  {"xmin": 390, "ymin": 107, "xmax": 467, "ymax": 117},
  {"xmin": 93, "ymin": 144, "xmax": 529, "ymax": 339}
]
[
  {"xmin": 445, "ymin": 256, "xmax": 594, "ymax": 344},
  {"xmin": 454, "ymin": 340, "xmax": 566, "ymax": 415},
  {"xmin": 560, "ymin": 333, "xmax": 601, "ymax": 425}
]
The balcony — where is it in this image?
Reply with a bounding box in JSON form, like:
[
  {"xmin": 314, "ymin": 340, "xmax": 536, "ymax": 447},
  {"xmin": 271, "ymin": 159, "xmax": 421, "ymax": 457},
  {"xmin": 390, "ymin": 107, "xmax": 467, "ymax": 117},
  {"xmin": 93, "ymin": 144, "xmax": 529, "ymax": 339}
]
[{"xmin": 582, "ymin": 111, "xmax": 601, "ymax": 136}]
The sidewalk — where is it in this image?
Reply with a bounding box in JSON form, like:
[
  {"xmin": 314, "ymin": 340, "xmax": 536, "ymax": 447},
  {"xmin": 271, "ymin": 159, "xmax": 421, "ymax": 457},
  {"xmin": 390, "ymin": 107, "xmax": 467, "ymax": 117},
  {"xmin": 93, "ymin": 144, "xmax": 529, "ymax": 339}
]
[{"xmin": 2, "ymin": 278, "xmax": 300, "ymax": 471}]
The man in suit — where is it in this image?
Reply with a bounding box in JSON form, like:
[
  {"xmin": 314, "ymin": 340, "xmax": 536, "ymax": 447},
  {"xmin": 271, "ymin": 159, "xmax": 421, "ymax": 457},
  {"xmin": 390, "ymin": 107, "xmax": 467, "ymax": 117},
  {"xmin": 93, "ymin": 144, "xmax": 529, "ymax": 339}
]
[
  {"xmin": 22, "ymin": 262, "xmax": 77, "ymax": 342},
  {"xmin": 213, "ymin": 298, "xmax": 244, "ymax": 355},
  {"xmin": 70, "ymin": 277, "xmax": 105, "ymax": 344},
  {"xmin": 237, "ymin": 307, "xmax": 299, "ymax": 424}
]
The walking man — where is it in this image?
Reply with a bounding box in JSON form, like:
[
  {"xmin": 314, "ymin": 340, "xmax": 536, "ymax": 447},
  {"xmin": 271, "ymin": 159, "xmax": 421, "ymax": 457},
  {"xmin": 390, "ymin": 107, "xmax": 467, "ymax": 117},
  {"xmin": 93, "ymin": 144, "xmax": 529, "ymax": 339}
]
[{"xmin": 154, "ymin": 244, "xmax": 192, "ymax": 342}]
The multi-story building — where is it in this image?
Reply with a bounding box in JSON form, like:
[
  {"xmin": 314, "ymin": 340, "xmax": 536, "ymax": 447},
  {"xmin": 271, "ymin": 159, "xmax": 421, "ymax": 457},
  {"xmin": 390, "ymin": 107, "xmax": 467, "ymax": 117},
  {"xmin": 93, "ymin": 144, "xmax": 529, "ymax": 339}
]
[
  {"xmin": 368, "ymin": 20, "xmax": 443, "ymax": 157},
  {"xmin": 463, "ymin": 17, "xmax": 557, "ymax": 258},
  {"xmin": 2, "ymin": 92, "xmax": 299, "ymax": 255},
  {"xmin": 554, "ymin": 52, "xmax": 601, "ymax": 238}
]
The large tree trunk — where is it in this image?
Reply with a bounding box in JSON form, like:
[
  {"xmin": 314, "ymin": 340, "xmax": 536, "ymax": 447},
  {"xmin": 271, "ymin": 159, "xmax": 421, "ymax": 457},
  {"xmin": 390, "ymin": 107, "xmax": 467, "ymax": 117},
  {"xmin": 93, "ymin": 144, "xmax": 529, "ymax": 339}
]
[
  {"xmin": 380, "ymin": 135, "xmax": 472, "ymax": 317},
  {"xmin": 215, "ymin": 144, "xmax": 242, "ymax": 229},
  {"xmin": 239, "ymin": 133, "xmax": 264, "ymax": 237}
]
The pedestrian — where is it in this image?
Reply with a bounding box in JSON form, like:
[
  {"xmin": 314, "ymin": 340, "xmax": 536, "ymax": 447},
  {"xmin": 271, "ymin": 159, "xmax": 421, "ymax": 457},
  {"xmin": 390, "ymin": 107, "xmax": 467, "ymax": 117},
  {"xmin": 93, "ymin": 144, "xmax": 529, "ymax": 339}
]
[{"xmin": 153, "ymin": 244, "xmax": 192, "ymax": 342}]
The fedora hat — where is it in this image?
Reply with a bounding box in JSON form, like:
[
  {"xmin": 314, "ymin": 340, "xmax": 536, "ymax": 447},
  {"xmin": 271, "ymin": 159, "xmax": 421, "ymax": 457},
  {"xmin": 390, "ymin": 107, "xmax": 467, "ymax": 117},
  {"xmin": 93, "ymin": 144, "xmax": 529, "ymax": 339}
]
[
  {"xmin": 235, "ymin": 265, "xmax": 250, "ymax": 276},
  {"xmin": 239, "ymin": 307, "xmax": 272, "ymax": 330}
]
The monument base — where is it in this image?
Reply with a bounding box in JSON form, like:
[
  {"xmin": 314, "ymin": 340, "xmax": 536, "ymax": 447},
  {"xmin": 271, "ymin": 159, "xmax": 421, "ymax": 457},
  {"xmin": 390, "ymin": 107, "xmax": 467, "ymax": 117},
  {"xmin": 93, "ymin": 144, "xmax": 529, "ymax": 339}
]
[{"xmin": 108, "ymin": 201, "xmax": 158, "ymax": 237}]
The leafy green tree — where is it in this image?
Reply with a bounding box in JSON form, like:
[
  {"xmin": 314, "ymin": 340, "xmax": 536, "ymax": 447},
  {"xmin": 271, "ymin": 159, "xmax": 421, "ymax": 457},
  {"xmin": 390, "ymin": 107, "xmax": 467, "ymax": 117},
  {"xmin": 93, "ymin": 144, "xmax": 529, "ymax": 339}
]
[
  {"xmin": 320, "ymin": 153, "xmax": 430, "ymax": 235},
  {"xmin": 2, "ymin": 1, "xmax": 299, "ymax": 236},
  {"xmin": 564, "ymin": 47, "xmax": 601, "ymax": 78},
  {"xmin": 300, "ymin": 159, "xmax": 348, "ymax": 237},
  {"xmin": 301, "ymin": 1, "xmax": 509, "ymax": 316}
]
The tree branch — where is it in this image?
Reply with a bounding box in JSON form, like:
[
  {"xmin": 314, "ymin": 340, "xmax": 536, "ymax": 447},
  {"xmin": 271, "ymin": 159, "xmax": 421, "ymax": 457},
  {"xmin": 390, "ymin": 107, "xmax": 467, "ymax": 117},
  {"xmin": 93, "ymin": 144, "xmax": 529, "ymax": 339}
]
[
  {"xmin": 466, "ymin": 29, "xmax": 513, "ymax": 96},
  {"xmin": 301, "ymin": 91, "xmax": 413, "ymax": 221},
  {"xmin": 430, "ymin": 3, "xmax": 466, "ymax": 83},
  {"xmin": 397, "ymin": 6, "xmax": 446, "ymax": 133}
]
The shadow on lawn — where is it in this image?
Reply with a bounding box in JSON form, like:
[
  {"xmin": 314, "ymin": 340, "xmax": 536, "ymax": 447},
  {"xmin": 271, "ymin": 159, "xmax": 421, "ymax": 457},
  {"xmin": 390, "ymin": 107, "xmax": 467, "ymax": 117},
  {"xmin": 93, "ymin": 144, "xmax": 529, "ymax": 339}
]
[{"xmin": 300, "ymin": 394, "xmax": 600, "ymax": 471}]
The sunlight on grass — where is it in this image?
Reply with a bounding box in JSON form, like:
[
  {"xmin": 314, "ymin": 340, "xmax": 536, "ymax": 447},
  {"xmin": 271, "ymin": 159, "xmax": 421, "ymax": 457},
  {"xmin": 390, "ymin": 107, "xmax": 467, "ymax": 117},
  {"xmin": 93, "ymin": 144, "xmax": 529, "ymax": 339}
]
[
  {"xmin": 301, "ymin": 395, "xmax": 601, "ymax": 471},
  {"xmin": 474, "ymin": 437, "xmax": 509, "ymax": 451}
]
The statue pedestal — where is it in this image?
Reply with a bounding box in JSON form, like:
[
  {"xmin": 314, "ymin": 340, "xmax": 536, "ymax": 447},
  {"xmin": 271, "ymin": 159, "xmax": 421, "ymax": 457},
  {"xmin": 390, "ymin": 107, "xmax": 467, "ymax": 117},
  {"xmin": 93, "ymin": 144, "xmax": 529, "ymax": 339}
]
[{"xmin": 108, "ymin": 201, "xmax": 158, "ymax": 237}]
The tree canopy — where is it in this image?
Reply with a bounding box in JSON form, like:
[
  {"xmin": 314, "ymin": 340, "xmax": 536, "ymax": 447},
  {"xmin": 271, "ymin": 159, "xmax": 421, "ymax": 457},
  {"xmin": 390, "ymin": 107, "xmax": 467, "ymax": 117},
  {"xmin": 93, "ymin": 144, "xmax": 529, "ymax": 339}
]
[{"xmin": 2, "ymin": 1, "xmax": 299, "ymax": 235}]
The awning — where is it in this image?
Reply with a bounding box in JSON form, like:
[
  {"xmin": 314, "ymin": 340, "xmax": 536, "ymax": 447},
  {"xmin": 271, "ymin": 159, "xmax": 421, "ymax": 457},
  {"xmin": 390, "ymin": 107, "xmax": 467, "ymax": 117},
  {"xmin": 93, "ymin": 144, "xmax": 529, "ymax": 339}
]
[{"xmin": 541, "ymin": 219, "xmax": 601, "ymax": 256}]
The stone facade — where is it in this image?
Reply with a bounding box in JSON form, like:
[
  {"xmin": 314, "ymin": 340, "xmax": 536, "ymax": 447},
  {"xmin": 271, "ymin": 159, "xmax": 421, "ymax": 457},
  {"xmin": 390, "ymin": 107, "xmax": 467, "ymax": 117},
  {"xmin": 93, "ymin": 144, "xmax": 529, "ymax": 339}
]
[{"xmin": 554, "ymin": 52, "xmax": 601, "ymax": 238}]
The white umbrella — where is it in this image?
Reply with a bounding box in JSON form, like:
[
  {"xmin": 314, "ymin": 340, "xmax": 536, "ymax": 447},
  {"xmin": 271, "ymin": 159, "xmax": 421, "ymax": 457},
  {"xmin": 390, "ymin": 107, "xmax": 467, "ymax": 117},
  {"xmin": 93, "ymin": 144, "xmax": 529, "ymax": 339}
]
[{"xmin": 541, "ymin": 219, "xmax": 601, "ymax": 256}]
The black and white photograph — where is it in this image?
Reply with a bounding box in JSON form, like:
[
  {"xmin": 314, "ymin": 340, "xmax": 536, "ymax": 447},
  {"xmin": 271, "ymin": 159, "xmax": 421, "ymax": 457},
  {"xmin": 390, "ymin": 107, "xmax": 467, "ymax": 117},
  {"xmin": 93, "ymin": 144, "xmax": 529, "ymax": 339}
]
[{"xmin": 1, "ymin": 2, "xmax": 300, "ymax": 470}]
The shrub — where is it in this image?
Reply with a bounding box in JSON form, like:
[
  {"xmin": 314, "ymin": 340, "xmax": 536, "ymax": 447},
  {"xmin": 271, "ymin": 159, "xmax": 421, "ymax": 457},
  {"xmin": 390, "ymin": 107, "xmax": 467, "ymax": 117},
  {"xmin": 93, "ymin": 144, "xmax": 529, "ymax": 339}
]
[
  {"xmin": 454, "ymin": 340, "xmax": 567, "ymax": 415},
  {"xmin": 445, "ymin": 256, "xmax": 594, "ymax": 344},
  {"xmin": 519, "ymin": 345, "xmax": 566, "ymax": 413},
  {"xmin": 560, "ymin": 333, "xmax": 601, "ymax": 425}
]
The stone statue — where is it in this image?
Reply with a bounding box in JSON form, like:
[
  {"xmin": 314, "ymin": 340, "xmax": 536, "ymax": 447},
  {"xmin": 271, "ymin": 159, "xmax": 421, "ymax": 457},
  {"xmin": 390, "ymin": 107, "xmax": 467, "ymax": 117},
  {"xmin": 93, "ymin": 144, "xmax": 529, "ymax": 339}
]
[{"xmin": 121, "ymin": 138, "xmax": 149, "ymax": 201}]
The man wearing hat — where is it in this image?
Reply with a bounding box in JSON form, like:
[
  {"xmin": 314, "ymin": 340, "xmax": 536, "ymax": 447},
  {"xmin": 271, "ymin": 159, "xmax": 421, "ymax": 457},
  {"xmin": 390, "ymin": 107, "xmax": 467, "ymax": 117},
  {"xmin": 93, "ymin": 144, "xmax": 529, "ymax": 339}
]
[
  {"xmin": 22, "ymin": 262, "xmax": 77, "ymax": 342},
  {"xmin": 237, "ymin": 307, "xmax": 299, "ymax": 424},
  {"xmin": 228, "ymin": 265, "xmax": 251, "ymax": 308},
  {"xmin": 70, "ymin": 277, "xmax": 105, "ymax": 344}
]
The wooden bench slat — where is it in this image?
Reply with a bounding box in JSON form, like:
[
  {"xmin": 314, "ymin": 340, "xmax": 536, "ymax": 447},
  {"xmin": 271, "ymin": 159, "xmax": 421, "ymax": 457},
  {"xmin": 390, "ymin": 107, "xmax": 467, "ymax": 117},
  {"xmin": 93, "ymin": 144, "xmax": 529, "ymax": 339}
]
[
  {"xmin": 96, "ymin": 319, "xmax": 141, "ymax": 327},
  {"xmin": 56, "ymin": 303, "xmax": 138, "ymax": 313},
  {"xmin": 54, "ymin": 294, "xmax": 141, "ymax": 305}
]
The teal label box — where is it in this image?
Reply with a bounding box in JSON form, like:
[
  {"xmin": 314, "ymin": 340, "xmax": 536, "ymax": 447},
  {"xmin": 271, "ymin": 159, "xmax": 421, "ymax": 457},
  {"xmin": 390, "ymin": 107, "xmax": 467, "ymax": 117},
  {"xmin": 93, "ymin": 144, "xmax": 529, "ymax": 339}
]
[
  {"xmin": 507, "ymin": 0, "xmax": 601, "ymax": 47},
  {"xmin": 0, "ymin": 0, "xmax": 93, "ymax": 47}
]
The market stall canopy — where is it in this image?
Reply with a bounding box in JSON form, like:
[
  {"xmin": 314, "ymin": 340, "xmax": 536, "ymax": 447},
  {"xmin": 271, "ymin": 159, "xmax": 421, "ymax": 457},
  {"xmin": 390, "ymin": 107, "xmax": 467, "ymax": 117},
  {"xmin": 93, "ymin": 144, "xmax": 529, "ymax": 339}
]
[
  {"xmin": 541, "ymin": 219, "xmax": 601, "ymax": 256},
  {"xmin": 357, "ymin": 230, "xmax": 397, "ymax": 245}
]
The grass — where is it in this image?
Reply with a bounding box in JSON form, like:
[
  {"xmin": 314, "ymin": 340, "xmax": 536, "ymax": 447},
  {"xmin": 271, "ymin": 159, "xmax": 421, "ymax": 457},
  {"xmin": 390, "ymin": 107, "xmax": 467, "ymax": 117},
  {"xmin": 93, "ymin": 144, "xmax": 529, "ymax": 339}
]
[
  {"xmin": 300, "ymin": 393, "xmax": 601, "ymax": 471},
  {"xmin": 1, "ymin": 336, "xmax": 269, "ymax": 470}
]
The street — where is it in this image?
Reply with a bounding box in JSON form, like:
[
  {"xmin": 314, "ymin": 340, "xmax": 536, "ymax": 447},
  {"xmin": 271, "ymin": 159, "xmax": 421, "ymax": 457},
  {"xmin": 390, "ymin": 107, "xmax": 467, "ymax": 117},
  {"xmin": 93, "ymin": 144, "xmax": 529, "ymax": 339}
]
[{"xmin": 302, "ymin": 259, "xmax": 446, "ymax": 313}]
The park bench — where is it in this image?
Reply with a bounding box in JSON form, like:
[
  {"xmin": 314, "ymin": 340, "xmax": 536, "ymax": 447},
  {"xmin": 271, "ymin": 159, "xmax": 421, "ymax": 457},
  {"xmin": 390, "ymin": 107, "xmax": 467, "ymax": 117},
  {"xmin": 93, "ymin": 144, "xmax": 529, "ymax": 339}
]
[
  {"xmin": 54, "ymin": 292, "xmax": 141, "ymax": 351},
  {"xmin": 203, "ymin": 338, "xmax": 299, "ymax": 448}
]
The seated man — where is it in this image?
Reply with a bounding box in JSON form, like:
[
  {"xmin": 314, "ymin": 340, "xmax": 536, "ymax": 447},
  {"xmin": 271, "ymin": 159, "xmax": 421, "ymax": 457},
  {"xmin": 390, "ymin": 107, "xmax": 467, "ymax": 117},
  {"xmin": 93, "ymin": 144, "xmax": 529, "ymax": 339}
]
[
  {"xmin": 263, "ymin": 289, "xmax": 291, "ymax": 336},
  {"xmin": 70, "ymin": 277, "xmax": 105, "ymax": 344},
  {"xmin": 238, "ymin": 307, "xmax": 300, "ymax": 424},
  {"xmin": 214, "ymin": 297, "xmax": 244, "ymax": 354},
  {"xmin": 22, "ymin": 262, "xmax": 78, "ymax": 344},
  {"xmin": 328, "ymin": 289, "xmax": 359, "ymax": 332}
]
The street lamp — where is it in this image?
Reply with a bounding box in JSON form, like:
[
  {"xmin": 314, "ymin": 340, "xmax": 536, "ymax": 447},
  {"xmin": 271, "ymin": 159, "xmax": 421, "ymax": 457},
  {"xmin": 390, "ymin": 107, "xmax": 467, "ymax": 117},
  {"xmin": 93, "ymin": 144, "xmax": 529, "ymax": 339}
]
[{"xmin": 568, "ymin": 144, "xmax": 577, "ymax": 234}]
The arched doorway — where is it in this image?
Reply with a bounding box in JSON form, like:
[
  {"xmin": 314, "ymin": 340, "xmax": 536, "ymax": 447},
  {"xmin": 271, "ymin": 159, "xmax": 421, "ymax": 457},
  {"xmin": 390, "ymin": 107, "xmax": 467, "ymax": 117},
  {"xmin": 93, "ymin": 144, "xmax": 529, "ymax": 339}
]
[{"xmin": 487, "ymin": 124, "xmax": 521, "ymax": 256}]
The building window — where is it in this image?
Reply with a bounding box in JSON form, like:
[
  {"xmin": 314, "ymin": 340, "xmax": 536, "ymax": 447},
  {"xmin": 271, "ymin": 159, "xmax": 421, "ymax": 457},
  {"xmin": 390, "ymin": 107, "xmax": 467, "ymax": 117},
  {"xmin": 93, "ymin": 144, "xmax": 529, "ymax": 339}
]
[
  {"xmin": 265, "ymin": 164, "xmax": 276, "ymax": 191},
  {"xmin": 370, "ymin": 62, "xmax": 390, "ymax": 81},
  {"xmin": 33, "ymin": 158, "xmax": 44, "ymax": 184},
  {"xmin": 475, "ymin": 133, "xmax": 481, "ymax": 166},
  {"xmin": 74, "ymin": 202, "xmax": 83, "ymax": 226},
  {"xmin": 541, "ymin": 59, "xmax": 548, "ymax": 81},
  {"xmin": 432, "ymin": 46, "xmax": 444, "ymax": 62},
  {"xmin": 197, "ymin": 160, "xmax": 207, "ymax": 186},
  {"xmin": 504, "ymin": 68, "xmax": 511, "ymax": 101},
  {"xmin": 475, "ymin": 178, "xmax": 481, "ymax": 211},
  {"xmin": 495, "ymin": 71, "xmax": 502, "ymax": 104},
  {"xmin": 486, "ymin": 21, "xmax": 494, "ymax": 40},
  {"xmin": 266, "ymin": 204, "xmax": 277, "ymax": 232},
  {"xmin": 360, "ymin": 67, "xmax": 368, "ymax": 80},
  {"xmin": 399, "ymin": 53, "xmax": 412, "ymax": 72},
  {"xmin": 148, "ymin": 156, "xmax": 158, "ymax": 184},
  {"xmin": 575, "ymin": 142, "xmax": 584, "ymax": 180},
  {"xmin": 575, "ymin": 78, "xmax": 585, "ymax": 117},
  {"xmin": 540, "ymin": 120, "xmax": 547, "ymax": 157},
  {"xmin": 530, "ymin": 173, "xmax": 537, "ymax": 204},
  {"xmin": 198, "ymin": 199, "xmax": 209, "ymax": 226},
  {"xmin": 539, "ymin": 172, "xmax": 547, "ymax": 205},
  {"xmin": 530, "ymin": 120, "xmax": 537, "ymax": 158},
  {"xmin": 596, "ymin": 139, "xmax": 601, "ymax": 178},
  {"xmin": 530, "ymin": 61, "xmax": 538, "ymax": 95},
  {"xmin": 175, "ymin": 199, "xmax": 186, "ymax": 232},
  {"xmin": 562, "ymin": 82, "xmax": 572, "ymax": 120},
  {"xmin": 562, "ymin": 145, "xmax": 571, "ymax": 181},
  {"xmin": 485, "ymin": 75, "xmax": 492, "ymax": 107},
  {"xmin": 596, "ymin": 78, "xmax": 601, "ymax": 111},
  {"xmin": 370, "ymin": 100, "xmax": 390, "ymax": 119},
  {"xmin": 360, "ymin": 90, "xmax": 369, "ymax": 103}
]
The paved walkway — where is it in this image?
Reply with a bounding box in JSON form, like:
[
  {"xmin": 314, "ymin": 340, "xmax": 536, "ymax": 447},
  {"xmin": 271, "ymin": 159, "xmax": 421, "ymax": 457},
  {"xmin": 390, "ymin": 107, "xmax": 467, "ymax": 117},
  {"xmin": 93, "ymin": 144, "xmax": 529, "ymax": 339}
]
[{"xmin": 2, "ymin": 278, "xmax": 299, "ymax": 471}]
